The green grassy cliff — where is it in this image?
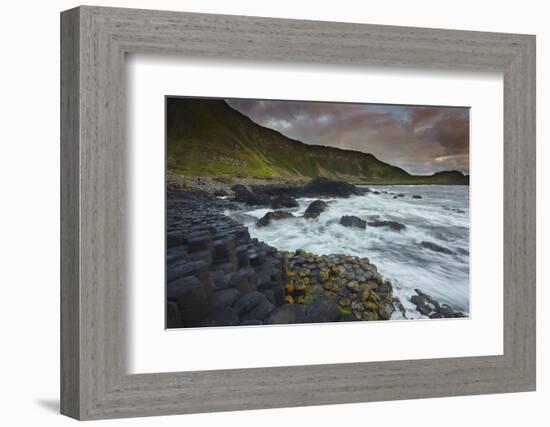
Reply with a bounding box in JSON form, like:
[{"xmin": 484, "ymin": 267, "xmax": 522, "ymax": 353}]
[{"xmin": 166, "ymin": 98, "xmax": 468, "ymax": 185}]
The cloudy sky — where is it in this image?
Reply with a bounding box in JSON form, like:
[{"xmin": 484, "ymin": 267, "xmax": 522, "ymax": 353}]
[{"xmin": 227, "ymin": 99, "xmax": 469, "ymax": 175}]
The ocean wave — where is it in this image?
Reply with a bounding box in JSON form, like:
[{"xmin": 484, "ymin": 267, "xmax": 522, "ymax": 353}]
[{"xmin": 229, "ymin": 185, "xmax": 470, "ymax": 318}]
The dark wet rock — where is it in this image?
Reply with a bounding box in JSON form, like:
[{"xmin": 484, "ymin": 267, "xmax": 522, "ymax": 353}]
[
  {"xmin": 188, "ymin": 250, "xmax": 212, "ymax": 264},
  {"xmin": 166, "ymin": 246, "xmax": 186, "ymax": 263},
  {"xmin": 166, "ymin": 231, "xmax": 185, "ymax": 249},
  {"xmin": 230, "ymin": 183, "xmax": 248, "ymax": 194},
  {"xmin": 233, "ymin": 291, "xmax": 270, "ymax": 317},
  {"xmin": 412, "ymin": 300, "xmax": 432, "ymax": 316},
  {"xmin": 167, "ymin": 275, "xmax": 211, "ymax": 310},
  {"xmin": 214, "ymin": 189, "xmax": 228, "ymax": 197},
  {"xmin": 241, "ymin": 298, "xmax": 274, "ymax": 322},
  {"xmin": 368, "ymin": 220, "xmax": 406, "ymax": 232},
  {"xmin": 429, "ymin": 312, "xmax": 444, "ymax": 319},
  {"xmin": 167, "ymin": 275, "xmax": 212, "ymax": 326},
  {"xmin": 263, "ymin": 285, "xmax": 286, "ymax": 306},
  {"xmin": 414, "ymin": 289, "xmax": 440, "ymax": 309},
  {"xmin": 303, "ymin": 177, "xmax": 363, "ymax": 198},
  {"xmin": 265, "ymin": 303, "xmax": 307, "ymax": 324},
  {"xmin": 235, "ymin": 245, "xmax": 251, "ymax": 268},
  {"xmin": 231, "ymin": 184, "xmax": 270, "ymax": 206},
  {"xmin": 209, "ymin": 288, "xmax": 241, "ymax": 312},
  {"xmin": 270, "ymin": 195, "xmax": 299, "ymax": 209},
  {"xmin": 250, "ymin": 177, "xmax": 364, "ymax": 200},
  {"xmin": 372, "ymin": 190, "xmax": 380, "ymax": 195},
  {"xmin": 410, "ymin": 289, "xmax": 466, "ymax": 319},
  {"xmin": 262, "ymin": 289, "xmax": 275, "ymax": 304},
  {"xmin": 283, "ymin": 249, "xmax": 396, "ymax": 321},
  {"xmin": 213, "ymin": 236, "xmax": 236, "ymax": 261},
  {"xmin": 166, "ymin": 301, "xmax": 182, "ymax": 328},
  {"xmin": 209, "ymin": 270, "xmax": 232, "ymax": 290},
  {"xmin": 257, "ymin": 211, "xmax": 294, "ymax": 227},
  {"xmin": 250, "ymin": 184, "xmax": 299, "ymax": 198},
  {"xmin": 412, "ymin": 195, "xmax": 422, "ymax": 199},
  {"xmin": 340, "ymin": 215, "xmax": 367, "ymax": 229},
  {"xmin": 392, "ymin": 297, "xmax": 407, "ymax": 319},
  {"xmin": 411, "ymin": 289, "xmax": 440, "ymax": 317},
  {"xmin": 338, "ymin": 313, "xmax": 361, "ymax": 322},
  {"xmin": 184, "ymin": 231, "xmax": 213, "ymax": 253},
  {"xmin": 252, "ymin": 250, "xmax": 268, "ymax": 266},
  {"xmin": 166, "ymin": 260, "xmax": 209, "ymax": 283},
  {"xmin": 228, "ymin": 268, "xmax": 257, "ymax": 294},
  {"xmin": 420, "ymin": 241, "xmax": 453, "ymax": 254},
  {"xmin": 305, "ymin": 297, "xmax": 340, "ymax": 323},
  {"xmin": 379, "ymin": 280, "xmax": 393, "ymax": 293},
  {"xmin": 240, "ymin": 319, "xmax": 263, "ymax": 326},
  {"xmin": 442, "ymin": 206, "xmax": 465, "ymax": 214},
  {"xmin": 378, "ymin": 303, "xmax": 395, "ymax": 320},
  {"xmin": 213, "ymin": 260, "xmax": 238, "ymax": 275},
  {"xmin": 166, "ymin": 188, "xmax": 292, "ymax": 327},
  {"xmin": 409, "ymin": 294, "xmax": 425, "ymax": 307},
  {"xmin": 304, "ymin": 200, "xmax": 329, "ymax": 219},
  {"xmin": 438, "ymin": 304, "xmax": 456, "ymax": 317},
  {"xmin": 227, "ymin": 268, "xmax": 247, "ymax": 286},
  {"xmin": 200, "ymin": 307, "xmax": 239, "ymax": 327}
]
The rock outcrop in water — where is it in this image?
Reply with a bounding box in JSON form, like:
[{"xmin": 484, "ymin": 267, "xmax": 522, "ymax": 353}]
[
  {"xmin": 304, "ymin": 200, "xmax": 329, "ymax": 219},
  {"xmin": 410, "ymin": 289, "xmax": 466, "ymax": 318},
  {"xmin": 254, "ymin": 177, "xmax": 367, "ymax": 199},
  {"xmin": 270, "ymin": 194, "xmax": 299, "ymax": 209},
  {"xmin": 368, "ymin": 220, "xmax": 407, "ymax": 232},
  {"xmin": 340, "ymin": 215, "xmax": 367, "ymax": 229},
  {"xmin": 302, "ymin": 177, "xmax": 364, "ymax": 198},
  {"xmin": 257, "ymin": 211, "xmax": 294, "ymax": 227},
  {"xmin": 420, "ymin": 241, "xmax": 453, "ymax": 254},
  {"xmin": 282, "ymin": 249, "xmax": 395, "ymax": 321},
  {"xmin": 229, "ymin": 177, "xmax": 367, "ymax": 208},
  {"xmin": 231, "ymin": 184, "xmax": 270, "ymax": 206}
]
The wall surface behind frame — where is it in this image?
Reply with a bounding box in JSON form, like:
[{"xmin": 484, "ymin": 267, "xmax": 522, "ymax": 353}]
[{"xmin": 0, "ymin": 0, "xmax": 547, "ymax": 426}]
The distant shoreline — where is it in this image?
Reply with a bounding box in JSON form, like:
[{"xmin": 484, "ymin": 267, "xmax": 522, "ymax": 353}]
[{"xmin": 167, "ymin": 173, "xmax": 469, "ymax": 198}]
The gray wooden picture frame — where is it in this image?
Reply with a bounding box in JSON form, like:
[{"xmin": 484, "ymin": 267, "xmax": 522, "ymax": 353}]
[{"xmin": 60, "ymin": 5, "xmax": 536, "ymax": 420}]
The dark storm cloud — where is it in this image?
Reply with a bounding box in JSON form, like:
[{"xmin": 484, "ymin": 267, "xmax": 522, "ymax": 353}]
[
  {"xmin": 227, "ymin": 99, "xmax": 469, "ymax": 175},
  {"xmin": 423, "ymin": 117, "xmax": 469, "ymax": 155},
  {"xmin": 409, "ymin": 107, "xmax": 443, "ymax": 128}
]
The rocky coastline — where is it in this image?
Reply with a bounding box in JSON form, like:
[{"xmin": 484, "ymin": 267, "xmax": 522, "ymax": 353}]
[{"xmin": 166, "ymin": 175, "xmax": 465, "ymax": 328}]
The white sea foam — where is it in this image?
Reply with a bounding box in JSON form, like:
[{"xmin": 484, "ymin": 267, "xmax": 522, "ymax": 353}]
[{"xmin": 229, "ymin": 185, "xmax": 470, "ymax": 319}]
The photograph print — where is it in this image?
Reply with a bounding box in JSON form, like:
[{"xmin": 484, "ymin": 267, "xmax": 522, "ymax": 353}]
[{"xmin": 166, "ymin": 96, "xmax": 470, "ymax": 329}]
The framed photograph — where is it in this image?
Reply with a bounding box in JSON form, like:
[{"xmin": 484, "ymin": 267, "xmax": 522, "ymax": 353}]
[
  {"xmin": 165, "ymin": 96, "xmax": 471, "ymax": 328},
  {"xmin": 61, "ymin": 6, "xmax": 536, "ymax": 420}
]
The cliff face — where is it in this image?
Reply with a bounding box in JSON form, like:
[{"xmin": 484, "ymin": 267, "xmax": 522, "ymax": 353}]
[{"xmin": 167, "ymin": 97, "xmax": 468, "ymax": 185}]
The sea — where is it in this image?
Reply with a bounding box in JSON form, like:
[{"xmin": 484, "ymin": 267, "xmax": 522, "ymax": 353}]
[{"xmin": 228, "ymin": 185, "xmax": 470, "ymax": 319}]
